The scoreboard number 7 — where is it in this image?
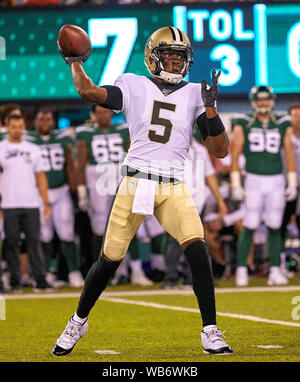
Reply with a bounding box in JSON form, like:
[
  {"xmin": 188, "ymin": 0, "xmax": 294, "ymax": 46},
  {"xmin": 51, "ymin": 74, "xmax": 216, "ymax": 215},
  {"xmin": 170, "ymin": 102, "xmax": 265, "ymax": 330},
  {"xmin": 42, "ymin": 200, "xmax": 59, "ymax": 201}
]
[{"xmin": 88, "ymin": 18, "xmax": 138, "ymax": 86}]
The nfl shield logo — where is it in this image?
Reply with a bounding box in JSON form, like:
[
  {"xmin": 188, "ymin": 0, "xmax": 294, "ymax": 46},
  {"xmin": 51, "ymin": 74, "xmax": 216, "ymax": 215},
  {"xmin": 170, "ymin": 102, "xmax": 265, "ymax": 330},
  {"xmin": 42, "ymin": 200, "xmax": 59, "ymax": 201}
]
[{"xmin": 162, "ymin": 88, "xmax": 171, "ymax": 96}]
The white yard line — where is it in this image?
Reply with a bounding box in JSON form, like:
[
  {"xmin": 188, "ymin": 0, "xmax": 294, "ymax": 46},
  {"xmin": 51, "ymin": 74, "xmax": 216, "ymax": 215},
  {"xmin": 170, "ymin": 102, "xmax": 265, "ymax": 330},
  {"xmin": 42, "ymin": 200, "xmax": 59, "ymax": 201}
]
[
  {"xmin": 2, "ymin": 285, "xmax": 300, "ymax": 300},
  {"xmin": 2, "ymin": 286, "xmax": 300, "ymax": 327},
  {"xmin": 101, "ymin": 296, "xmax": 300, "ymax": 328}
]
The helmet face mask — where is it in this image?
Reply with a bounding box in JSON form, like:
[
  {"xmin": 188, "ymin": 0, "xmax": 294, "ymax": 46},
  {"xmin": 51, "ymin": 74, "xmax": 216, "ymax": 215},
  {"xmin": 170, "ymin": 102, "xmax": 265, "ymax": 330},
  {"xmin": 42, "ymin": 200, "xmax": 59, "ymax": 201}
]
[
  {"xmin": 249, "ymin": 85, "xmax": 276, "ymax": 115},
  {"xmin": 145, "ymin": 27, "xmax": 193, "ymax": 85}
]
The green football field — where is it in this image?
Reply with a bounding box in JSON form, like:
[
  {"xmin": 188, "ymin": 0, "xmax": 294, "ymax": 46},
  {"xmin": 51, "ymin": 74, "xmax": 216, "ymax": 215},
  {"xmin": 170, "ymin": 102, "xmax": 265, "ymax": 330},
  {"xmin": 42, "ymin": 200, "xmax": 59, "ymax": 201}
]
[{"xmin": 1, "ymin": 277, "xmax": 300, "ymax": 363}]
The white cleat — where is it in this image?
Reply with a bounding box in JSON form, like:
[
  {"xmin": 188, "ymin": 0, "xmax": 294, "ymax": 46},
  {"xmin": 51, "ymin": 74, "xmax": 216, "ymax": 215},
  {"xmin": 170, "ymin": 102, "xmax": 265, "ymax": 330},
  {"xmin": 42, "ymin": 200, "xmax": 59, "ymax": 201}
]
[
  {"xmin": 52, "ymin": 316, "xmax": 88, "ymax": 356},
  {"xmin": 131, "ymin": 271, "xmax": 153, "ymax": 286},
  {"xmin": 46, "ymin": 272, "xmax": 56, "ymax": 286},
  {"xmin": 2, "ymin": 272, "xmax": 10, "ymax": 291},
  {"xmin": 267, "ymin": 266, "xmax": 288, "ymax": 286},
  {"xmin": 46, "ymin": 272, "xmax": 67, "ymax": 288},
  {"xmin": 201, "ymin": 325, "xmax": 234, "ymax": 355},
  {"xmin": 68, "ymin": 271, "xmax": 85, "ymax": 288},
  {"xmin": 235, "ymin": 266, "xmax": 248, "ymax": 287}
]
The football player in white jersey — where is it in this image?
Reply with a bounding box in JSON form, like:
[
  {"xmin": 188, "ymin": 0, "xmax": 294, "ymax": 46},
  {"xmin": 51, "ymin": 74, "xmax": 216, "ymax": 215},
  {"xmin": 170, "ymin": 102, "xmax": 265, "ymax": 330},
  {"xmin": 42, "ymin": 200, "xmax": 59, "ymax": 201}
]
[{"xmin": 53, "ymin": 26, "xmax": 233, "ymax": 356}]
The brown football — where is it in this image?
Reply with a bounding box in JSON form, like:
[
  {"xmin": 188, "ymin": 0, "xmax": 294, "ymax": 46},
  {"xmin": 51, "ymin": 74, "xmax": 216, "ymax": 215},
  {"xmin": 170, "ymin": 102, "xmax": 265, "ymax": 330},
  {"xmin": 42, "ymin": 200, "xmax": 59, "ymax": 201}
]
[{"xmin": 58, "ymin": 25, "xmax": 91, "ymax": 57}]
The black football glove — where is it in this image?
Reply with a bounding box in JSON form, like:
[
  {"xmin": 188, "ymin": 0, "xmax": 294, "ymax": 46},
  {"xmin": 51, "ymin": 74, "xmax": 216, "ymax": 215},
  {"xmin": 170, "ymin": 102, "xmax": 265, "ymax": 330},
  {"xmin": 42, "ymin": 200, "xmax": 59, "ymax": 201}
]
[
  {"xmin": 201, "ymin": 69, "xmax": 221, "ymax": 107},
  {"xmin": 58, "ymin": 47, "xmax": 92, "ymax": 66}
]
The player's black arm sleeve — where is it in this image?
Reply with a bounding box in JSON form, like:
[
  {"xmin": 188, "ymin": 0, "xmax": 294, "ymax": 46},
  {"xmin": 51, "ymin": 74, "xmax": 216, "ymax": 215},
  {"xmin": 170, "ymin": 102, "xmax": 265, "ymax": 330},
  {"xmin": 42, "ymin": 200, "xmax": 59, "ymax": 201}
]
[
  {"xmin": 196, "ymin": 112, "xmax": 225, "ymax": 141},
  {"xmin": 196, "ymin": 112, "xmax": 209, "ymax": 141},
  {"xmin": 99, "ymin": 85, "xmax": 123, "ymax": 110}
]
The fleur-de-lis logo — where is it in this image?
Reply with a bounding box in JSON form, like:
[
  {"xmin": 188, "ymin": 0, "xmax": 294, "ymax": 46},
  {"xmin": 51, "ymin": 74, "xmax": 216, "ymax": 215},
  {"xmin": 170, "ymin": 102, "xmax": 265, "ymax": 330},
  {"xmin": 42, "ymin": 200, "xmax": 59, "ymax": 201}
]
[{"xmin": 146, "ymin": 36, "xmax": 153, "ymax": 51}]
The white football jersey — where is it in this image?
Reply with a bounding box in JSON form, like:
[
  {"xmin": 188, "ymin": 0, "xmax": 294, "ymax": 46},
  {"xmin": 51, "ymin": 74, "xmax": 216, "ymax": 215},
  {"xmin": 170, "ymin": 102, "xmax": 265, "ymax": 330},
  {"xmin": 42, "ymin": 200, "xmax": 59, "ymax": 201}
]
[
  {"xmin": 0, "ymin": 139, "xmax": 44, "ymax": 208},
  {"xmin": 115, "ymin": 73, "xmax": 205, "ymax": 180}
]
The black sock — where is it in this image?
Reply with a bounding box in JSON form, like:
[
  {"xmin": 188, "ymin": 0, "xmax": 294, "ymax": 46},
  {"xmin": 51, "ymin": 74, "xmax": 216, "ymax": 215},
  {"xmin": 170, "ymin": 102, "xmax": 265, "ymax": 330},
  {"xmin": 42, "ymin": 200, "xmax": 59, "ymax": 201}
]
[
  {"xmin": 76, "ymin": 256, "xmax": 121, "ymax": 318},
  {"xmin": 184, "ymin": 240, "xmax": 216, "ymax": 327}
]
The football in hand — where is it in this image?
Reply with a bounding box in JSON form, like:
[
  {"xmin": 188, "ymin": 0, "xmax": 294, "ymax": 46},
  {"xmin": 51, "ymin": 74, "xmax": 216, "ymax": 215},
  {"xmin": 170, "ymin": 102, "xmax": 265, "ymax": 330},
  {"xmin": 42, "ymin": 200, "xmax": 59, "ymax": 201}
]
[{"xmin": 58, "ymin": 25, "xmax": 91, "ymax": 57}]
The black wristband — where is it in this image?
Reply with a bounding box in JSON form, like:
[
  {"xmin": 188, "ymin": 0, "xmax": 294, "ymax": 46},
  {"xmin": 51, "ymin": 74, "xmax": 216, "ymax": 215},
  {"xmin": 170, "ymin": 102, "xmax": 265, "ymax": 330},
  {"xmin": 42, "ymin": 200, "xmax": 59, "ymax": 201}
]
[{"xmin": 207, "ymin": 114, "xmax": 225, "ymax": 137}]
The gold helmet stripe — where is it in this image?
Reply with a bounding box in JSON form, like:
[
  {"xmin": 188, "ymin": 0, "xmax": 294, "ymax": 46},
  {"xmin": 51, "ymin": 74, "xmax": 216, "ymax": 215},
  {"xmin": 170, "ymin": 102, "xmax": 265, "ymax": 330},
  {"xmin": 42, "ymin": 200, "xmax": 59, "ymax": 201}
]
[{"xmin": 168, "ymin": 26, "xmax": 176, "ymax": 41}]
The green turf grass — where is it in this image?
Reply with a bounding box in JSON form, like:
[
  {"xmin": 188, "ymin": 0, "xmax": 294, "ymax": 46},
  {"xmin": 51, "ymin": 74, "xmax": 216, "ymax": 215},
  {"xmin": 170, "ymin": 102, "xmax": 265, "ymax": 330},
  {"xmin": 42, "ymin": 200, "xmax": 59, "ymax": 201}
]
[{"xmin": 1, "ymin": 278, "xmax": 300, "ymax": 362}]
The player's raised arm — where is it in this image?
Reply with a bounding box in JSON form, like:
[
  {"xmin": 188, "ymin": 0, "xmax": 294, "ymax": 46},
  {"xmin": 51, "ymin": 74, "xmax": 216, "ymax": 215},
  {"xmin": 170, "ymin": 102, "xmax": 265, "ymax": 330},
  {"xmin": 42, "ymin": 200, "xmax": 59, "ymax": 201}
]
[
  {"xmin": 70, "ymin": 63, "xmax": 108, "ymax": 104},
  {"xmin": 199, "ymin": 69, "xmax": 229, "ymax": 158},
  {"xmin": 62, "ymin": 61, "xmax": 123, "ymax": 109},
  {"xmin": 57, "ymin": 26, "xmax": 122, "ymax": 107}
]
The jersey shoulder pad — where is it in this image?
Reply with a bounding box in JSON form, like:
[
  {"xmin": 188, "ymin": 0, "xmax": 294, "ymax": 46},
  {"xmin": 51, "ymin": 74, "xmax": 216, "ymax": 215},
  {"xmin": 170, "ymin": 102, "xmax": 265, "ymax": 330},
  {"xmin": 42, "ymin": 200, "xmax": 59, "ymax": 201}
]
[
  {"xmin": 274, "ymin": 113, "xmax": 291, "ymax": 127},
  {"xmin": 75, "ymin": 125, "xmax": 95, "ymax": 139},
  {"xmin": 55, "ymin": 128, "xmax": 74, "ymax": 142},
  {"xmin": 115, "ymin": 73, "xmax": 144, "ymax": 90},
  {"xmin": 186, "ymin": 81, "xmax": 201, "ymax": 90},
  {"xmin": 23, "ymin": 130, "xmax": 38, "ymax": 142},
  {"xmin": 116, "ymin": 72, "xmax": 138, "ymax": 81},
  {"xmin": 231, "ymin": 113, "xmax": 252, "ymax": 128}
]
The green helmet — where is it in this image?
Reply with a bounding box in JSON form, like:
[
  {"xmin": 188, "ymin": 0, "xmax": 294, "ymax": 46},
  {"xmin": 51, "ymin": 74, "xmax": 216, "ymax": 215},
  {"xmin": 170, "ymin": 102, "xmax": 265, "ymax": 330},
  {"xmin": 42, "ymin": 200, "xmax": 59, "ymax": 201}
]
[{"xmin": 249, "ymin": 86, "xmax": 276, "ymax": 114}]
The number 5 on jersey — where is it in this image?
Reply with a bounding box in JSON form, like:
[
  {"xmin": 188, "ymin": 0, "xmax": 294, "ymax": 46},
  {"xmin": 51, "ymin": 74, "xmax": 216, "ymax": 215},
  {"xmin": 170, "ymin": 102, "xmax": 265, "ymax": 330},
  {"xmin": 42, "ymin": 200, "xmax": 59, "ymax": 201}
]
[{"xmin": 149, "ymin": 100, "xmax": 176, "ymax": 144}]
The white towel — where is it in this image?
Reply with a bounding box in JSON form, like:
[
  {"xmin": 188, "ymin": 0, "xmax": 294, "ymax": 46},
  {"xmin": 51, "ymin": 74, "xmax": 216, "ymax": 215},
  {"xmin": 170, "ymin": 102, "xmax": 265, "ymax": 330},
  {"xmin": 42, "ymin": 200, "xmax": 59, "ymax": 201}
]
[{"xmin": 132, "ymin": 178, "xmax": 157, "ymax": 216}]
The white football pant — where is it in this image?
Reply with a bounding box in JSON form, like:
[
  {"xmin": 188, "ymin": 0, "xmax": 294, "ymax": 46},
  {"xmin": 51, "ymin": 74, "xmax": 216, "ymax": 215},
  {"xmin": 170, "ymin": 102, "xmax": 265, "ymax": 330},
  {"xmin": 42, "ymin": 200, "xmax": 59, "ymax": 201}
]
[{"xmin": 243, "ymin": 173, "xmax": 286, "ymax": 230}]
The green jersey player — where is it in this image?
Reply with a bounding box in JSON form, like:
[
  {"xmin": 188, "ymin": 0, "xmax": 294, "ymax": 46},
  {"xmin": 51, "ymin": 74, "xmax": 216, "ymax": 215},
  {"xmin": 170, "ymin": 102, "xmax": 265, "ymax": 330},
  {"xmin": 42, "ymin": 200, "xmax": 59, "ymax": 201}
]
[
  {"xmin": 230, "ymin": 86, "xmax": 297, "ymax": 286},
  {"xmin": 26, "ymin": 109, "xmax": 84, "ymax": 288},
  {"xmin": 75, "ymin": 104, "xmax": 129, "ymax": 261}
]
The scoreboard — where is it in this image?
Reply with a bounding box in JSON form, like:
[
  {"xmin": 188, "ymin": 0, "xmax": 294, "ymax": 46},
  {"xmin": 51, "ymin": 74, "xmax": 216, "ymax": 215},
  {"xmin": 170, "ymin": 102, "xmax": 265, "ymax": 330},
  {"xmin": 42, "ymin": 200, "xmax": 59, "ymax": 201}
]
[
  {"xmin": 0, "ymin": 2, "xmax": 299, "ymax": 100},
  {"xmin": 175, "ymin": 3, "xmax": 300, "ymax": 94}
]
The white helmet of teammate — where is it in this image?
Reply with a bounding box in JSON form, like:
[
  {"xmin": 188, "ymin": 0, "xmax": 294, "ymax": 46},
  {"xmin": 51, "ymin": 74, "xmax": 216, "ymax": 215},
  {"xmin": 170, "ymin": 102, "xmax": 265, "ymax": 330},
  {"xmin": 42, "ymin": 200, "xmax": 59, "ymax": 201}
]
[{"xmin": 144, "ymin": 26, "xmax": 193, "ymax": 85}]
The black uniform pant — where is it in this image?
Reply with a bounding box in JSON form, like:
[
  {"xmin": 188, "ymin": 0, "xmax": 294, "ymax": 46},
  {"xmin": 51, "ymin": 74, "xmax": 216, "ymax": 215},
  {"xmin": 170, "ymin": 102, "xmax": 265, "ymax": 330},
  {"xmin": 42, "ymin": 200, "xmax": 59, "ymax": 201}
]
[{"xmin": 3, "ymin": 208, "xmax": 46, "ymax": 287}]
